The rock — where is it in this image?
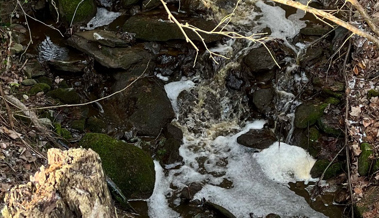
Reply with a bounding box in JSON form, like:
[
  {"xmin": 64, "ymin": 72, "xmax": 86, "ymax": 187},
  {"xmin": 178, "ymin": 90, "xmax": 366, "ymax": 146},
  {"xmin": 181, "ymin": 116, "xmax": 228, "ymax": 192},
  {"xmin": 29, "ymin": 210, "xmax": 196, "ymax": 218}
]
[
  {"xmin": 47, "ymin": 60, "xmax": 86, "ymax": 73},
  {"xmin": 317, "ymin": 115, "xmax": 343, "ymax": 136},
  {"xmin": 10, "ymin": 43, "xmax": 23, "ymax": 54},
  {"xmin": 47, "ymin": 88, "xmax": 81, "ymax": 104},
  {"xmin": 299, "ymin": 46, "xmax": 323, "ymax": 68},
  {"xmin": 75, "ymin": 30, "xmax": 134, "ymax": 47},
  {"xmin": 122, "ymin": 11, "xmax": 222, "ymax": 43},
  {"xmin": 205, "ymin": 201, "xmax": 236, "ymax": 218},
  {"xmin": 244, "ymin": 46, "xmax": 277, "ymax": 72},
  {"xmin": 300, "ymin": 25, "xmax": 331, "ymax": 36},
  {"xmin": 310, "ymin": 159, "xmax": 344, "ymax": 179},
  {"xmin": 71, "ymin": 119, "xmax": 85, "ymax": 132},
  {"xmin": 86, "ymin": 116, "xmax": 106, "ymax": 133},
  {"xmin": 23, "ymin": 60, "xmax": 46, "ymax": 78},
  {"xmin": 103, "ymin": 77, "xmax": 175, "ymax": 137},
  {"xmin": 79, "ymin": 133, "xmax": 155, "ymax": 199},
  {"xmin": 142, "ymin": 0, "xmax": 161, "ymax": 10},
  {"xmin": 358, "ymin": 143, "xmax": 374, "ymax": 176},
  {"xmin": 55, "ymin": 0, "xmax": 97, "ymax": 24},
  {"xmin": 355, "ymin": 186, "xmax": 379, "ymax": 217},
  {"xmin": 121, "ymin": 0, "xmax": 140, "ymax": 8},
  {"xmin": 67, "ymin": 34, "xmax": 151, "ymax": 70},
  {"xmin": 237, "ymin": 129, "xmax": 276, "ymax": 149},
  {"xmin": 158, "ymin": 123, "xmax": 183, "ymax": 164},
  {"xmin": 36, "ymin": 76, "xmax": 53, "ymax": 87},
  {"xmin": 294, "ymin": 102, "xmax": 325, "ymax": 129},
  {"xmin": 2, "ymin": 148, "xmax": 116, "ymax": 218},
  {"xmin": 180, "ymin": 182, "xmax": 202, "ymax": 200},
  {"xmin": 21, "ymin": 79, "xmax": 37, "ymax": 86},
  {"xmin": 29, "ymin": 83, "xmax": 51, "ymax": 95},
  {"xmin": 251, "ymin": 88, "xmax": 274, "ymax": 113}
]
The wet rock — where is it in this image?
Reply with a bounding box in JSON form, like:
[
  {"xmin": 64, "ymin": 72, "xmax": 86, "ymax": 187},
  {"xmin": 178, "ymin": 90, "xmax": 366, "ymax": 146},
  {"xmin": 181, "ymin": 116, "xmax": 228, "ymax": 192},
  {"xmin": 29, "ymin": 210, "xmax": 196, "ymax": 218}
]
[
  {"xmin": 47, "ymin": 60, "xmax": 86, "ymax": 73},
  {"xmin": 67, "ymin": 34, "xmax": 151, "ymax": 70},
  {"xmin": 159, "ymin": 123, "xmax": 183, "ymax": 164},
  {"xmin": 55, "ymin": 0, "xmax": 97, "ymax": 24},
  {"xmin": 226, "ymin": 73, "xmax": 243, "ymax": 90},
  {"xmin": 355, "ymin": 186, "xmax": 379, "ymax": 217},
  {"xmin": 103, "ymin": 77, "xmax": 175, "ymax": 136},
  {"xmin": 2, "ymin": 148, "xmax": 116, "ymax": 218},
  {"xmin": 300, "ymin": 25, "xmax": 331, "ymax": 36},
  {"xmin": 47, "ymin": 88, "xmax": 81, "ymax": 104},
  {"xmin": 205, "ymin": 201, "xmax": 236, "ymax": 218},
  {"xmin": 294, "ymin": 102, "xmax": 325, "ymax": 129},
  {"xmin": 180, "ymin": 182, "xmax": 202, "ymax": 200},
  {"xmin": 123, "ymin": 11, "xmax": 222, "ymax": 43},
  {"xmin": 142, "ymin": 0, "xmax": 161, "ymax": 10},
  {"xmin": 265, "ymin": 214, "xmax": 281, "ymax": 218},
  {"xmin": 299, "ymin": 46, "xmax": 323, "ymax": 68},
  {"xmin": 75, "ymin": 30, "xmax": 134, "ymax": 47},
  {"xmin": 29, "ymin": 83, "xmax": 51, "ymax": 95},
  {"xmin": 21, "ymin": 79, "xmax": 37, "ymax": 86},
  {"xmin": 251, "ymin": 88, "xmax": 274, "ymax": 113},
  {"xmin": 237, "ymin": 129, "xmax": 276, "ymax": 149},
  {"xmin": 310, "ymin": 159, "xmax": 344, "ymax": 179},
  {"xmin": 312, "ymin": 77, "xmax": 344, "ymax": 98},
  {"xmin": 358, "ymin": 143, "xmax": 374, "ymax": 176},
  {"xmin": 244, "ymin": 46, "xmax": 277, "ymax": 72},
  {"xmin": 79, "ymin": 133, "xmax": 155, "ymax": 199}
]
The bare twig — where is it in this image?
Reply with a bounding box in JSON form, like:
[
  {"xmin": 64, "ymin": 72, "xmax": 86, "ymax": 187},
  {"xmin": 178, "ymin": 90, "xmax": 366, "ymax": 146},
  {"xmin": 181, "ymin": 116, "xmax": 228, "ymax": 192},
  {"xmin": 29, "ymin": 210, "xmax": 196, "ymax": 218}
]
[
  {"xmin": 347, "ymin": 0, "xmax": 379, "ymax": 37},
  {"xmin": 26, "ymin": 60, "xmax": 150, "ymax": 111},
  {"xmin": 0, "ymin": 83, "xmax": 14, "ymax": 129},
  {"xmin": 5, "ymin": 31, "xmax": 12, "ymax": 72},
  {"xmin": 70, "ymin": 0, "xmax": 85, "ymax": 27}
]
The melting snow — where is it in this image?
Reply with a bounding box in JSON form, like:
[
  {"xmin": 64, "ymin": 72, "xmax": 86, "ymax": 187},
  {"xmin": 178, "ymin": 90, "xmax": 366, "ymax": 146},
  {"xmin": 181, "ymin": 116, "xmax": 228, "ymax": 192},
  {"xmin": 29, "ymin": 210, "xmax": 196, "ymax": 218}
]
[{"xmin": 82, "ymin": 8, "xmax": 121, "ymax": 30}]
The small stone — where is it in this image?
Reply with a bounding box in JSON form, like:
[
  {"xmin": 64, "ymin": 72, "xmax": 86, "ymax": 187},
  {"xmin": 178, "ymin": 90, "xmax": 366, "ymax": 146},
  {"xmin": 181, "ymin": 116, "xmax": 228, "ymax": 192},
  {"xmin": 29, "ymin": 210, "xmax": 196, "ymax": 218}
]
[
  {"xmin": 21, "ymin": 79, "xmax": 37, "ymax": 86},
  {"xmin": 10, "ymin": 43, "xmax": 24, "ymax": 54}
]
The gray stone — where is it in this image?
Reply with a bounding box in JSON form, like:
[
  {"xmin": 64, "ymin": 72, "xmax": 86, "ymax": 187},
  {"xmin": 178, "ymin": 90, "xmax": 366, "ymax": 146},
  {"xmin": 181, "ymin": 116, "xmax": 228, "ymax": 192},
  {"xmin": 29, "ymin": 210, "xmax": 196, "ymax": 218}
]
[
  {"xmin": 75, "ymin": 30, "xmax": 133, "ymax": 47},
  {"xmin": 21, "ymin": 79, "xmax": 37, "ymax": 86},
  {"xmin": 47, "ymin": 60, "xmax": 86, "ymax": 73},
  {"xmin": 252, "ymin": 88, "xmax": 274, "ymax": 112},
  {"xmin": 67, "ymin": 34, "xmax": 151, "ymax": 70}
]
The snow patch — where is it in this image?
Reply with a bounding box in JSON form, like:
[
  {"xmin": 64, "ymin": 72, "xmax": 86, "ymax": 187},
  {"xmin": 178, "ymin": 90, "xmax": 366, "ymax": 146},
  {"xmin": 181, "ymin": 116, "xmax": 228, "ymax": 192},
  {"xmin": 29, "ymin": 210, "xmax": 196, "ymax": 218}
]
[
  {"xmin": 82, "ymin": 8, "xmax": 121, "ymax": 30},
  {"xmin": 164, "ymin": 79, "xmax": 195, "ymax": 117}
]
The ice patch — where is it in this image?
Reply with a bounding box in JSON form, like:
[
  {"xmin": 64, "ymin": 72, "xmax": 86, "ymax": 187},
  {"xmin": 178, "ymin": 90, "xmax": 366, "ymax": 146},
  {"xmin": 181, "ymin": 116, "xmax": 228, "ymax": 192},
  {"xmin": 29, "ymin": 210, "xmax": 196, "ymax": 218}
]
[
  {"xmin": 147, "ymin": 161, "xmax": 180, "ymax": 218},
  {"xmin": 164, "ymin": 79, "xmax": 195, "ymax": 117},
  {"xmin": 38, "ymin": 36, "xmax": 68, "ymax": 62},
  {"xmin": 256, "ymin": 142, "xmax": 317, "ymax": 183},
  {"xmin": 82, "ymin": 8, "xmax": 121, "ymax": 30}
]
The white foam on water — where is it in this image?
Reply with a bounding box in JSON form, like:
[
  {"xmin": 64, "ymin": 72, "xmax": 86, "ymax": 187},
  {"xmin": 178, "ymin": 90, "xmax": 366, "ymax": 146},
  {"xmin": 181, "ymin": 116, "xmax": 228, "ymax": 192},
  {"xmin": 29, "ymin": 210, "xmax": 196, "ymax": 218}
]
[
  {"xmin": 164, "ymin": 80, "xmax": 195, "ymax": 117},
  {"xmin": 255, "ymin": 142, "xmax": 316, "ymax": 183},
  {"xmin": 82, "ymin": 8, "xmax": 121, "ymax": 30},
  {"xmin": 147, "ymin": 161, "xmax": 180, "ymax": 218}
]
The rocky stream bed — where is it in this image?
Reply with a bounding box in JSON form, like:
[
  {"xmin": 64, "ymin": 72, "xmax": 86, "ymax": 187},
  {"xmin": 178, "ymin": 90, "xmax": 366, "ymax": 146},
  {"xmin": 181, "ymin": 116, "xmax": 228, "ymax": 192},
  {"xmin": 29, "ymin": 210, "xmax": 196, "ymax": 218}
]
[{"xmin": 1, "ymin": 0, "xmax": 379, "ymax": 217}]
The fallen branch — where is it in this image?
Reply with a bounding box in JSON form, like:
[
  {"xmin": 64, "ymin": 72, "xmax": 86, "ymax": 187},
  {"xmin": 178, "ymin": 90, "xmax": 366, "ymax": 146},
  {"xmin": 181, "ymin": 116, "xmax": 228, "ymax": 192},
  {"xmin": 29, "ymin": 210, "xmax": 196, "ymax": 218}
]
[
  {"xmin": 271, "ymin": 0, "xmax": 379, "ymax": 46},
  {"xmin": 347, "ymin": 0, "xmax": 379, "ymax": 37}
]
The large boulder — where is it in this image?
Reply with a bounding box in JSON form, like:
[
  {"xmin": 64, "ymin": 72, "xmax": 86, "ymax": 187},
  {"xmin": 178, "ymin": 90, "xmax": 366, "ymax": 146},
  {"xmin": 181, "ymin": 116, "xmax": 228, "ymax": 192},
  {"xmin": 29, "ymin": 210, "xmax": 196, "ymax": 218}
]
[
  {"xmin": 237, "ymin": 129, "xmax": 276, "ymax": 149},
  {"xmin": 122, "ymin": 11, "xmax": 222, "ymax": 42},
  {"xmin": 103, "ymin": 77, "xmax": 175, "ymax": 137},
  {"xmin": 2, "ymin": 148, "xmax": 116, "ymax": 218},
  {"xmin": 79, "ymin": 133, "xmax": 156, "ymax": 199},
  {"xmin": 244, "ymin": 46, "xmax": 277, "ymax": 72},
  {"xmin": 54, "ymin": 0, "xmax": 97, "ymax": 24}
]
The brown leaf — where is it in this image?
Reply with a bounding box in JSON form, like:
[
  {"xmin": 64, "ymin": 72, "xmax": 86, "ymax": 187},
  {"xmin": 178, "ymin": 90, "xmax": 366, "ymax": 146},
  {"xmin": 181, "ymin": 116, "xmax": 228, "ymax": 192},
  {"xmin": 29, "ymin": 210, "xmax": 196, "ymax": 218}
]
[
  {"xmin": 353, "ymin": 66, "xmax": 359, "ymax": 75},
  {"xmin": 363, "ymin": 118, "xmax": 373, "ymax": 127},
  {"xmin": 350, "ymin": 106, "xmax": 361, "ymax": 117}
]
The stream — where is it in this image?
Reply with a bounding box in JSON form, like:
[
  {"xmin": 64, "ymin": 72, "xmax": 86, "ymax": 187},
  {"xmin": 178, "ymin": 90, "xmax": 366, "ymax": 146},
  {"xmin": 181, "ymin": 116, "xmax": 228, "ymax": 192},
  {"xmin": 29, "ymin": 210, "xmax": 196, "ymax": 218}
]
[{"xmin": 18, "ymin": 0, "xmax": 348, "ymax": 217}]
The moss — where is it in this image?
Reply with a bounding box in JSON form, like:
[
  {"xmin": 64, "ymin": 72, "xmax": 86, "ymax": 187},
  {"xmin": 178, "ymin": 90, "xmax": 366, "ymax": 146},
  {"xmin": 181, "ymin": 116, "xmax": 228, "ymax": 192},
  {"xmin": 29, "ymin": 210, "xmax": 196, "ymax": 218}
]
[
  {"xmin": 71, "ymin": 119, "xmax": 85, "ymax": 132},
  {"xmin": 322, "ymin": 89, "xmax": 343, "ymax": 98},
  {"xmin": 310, "ymin": 159, "xmax": 344, "ymax": 179},
  {"xmin": 317, "ymin": 116, "xmax": 343, "ymax": 136},
  {"xmin": 294, "ymin": 103, "xmax": 324, "ymax": 128},
  {"xmin": 79, "ymin": 133, "xmax": 155, "ymax": 199},
  {"xmin": 57, "ymin": 0, "xmax": 97, "ymax": 24},
  {"xmin": 86, "ymin": 116, "xmax": 106, "ymax": 133},
  {"xmin": 47, "ymin": 88, "xmax": 80, "ymax": 104},
  {"xmin": 358, "ymin": 143, "xmax": 374, "ymax": 176},
  {"xmin": 54, "ymin": 123, "xmax": 72, "ymax": 139},
  {"xmin": 29, "ymin": 83, "xmax": 51, "ymax": 95},
  {"xmin": 36, "ymin": 76, "xmax": 53, "ymax": 87},
  {"xmin": 325, "ymin": 97, "xmax": 340, "ymax": 105},
  {"xmin": 367, "ymin": 89, "xmax": 379, "ymax": 99}
]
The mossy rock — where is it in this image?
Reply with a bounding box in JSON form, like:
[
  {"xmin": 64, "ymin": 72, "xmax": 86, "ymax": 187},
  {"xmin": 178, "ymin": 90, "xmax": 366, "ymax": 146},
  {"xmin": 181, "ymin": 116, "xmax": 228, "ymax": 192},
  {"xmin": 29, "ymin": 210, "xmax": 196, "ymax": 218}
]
[
  {"xmin": 367, "ymin": 89, "xmax": 379, "ymax": 99},
  {"xmin": 79, "ymin": 133, "xmax": 155, "ymax": 199},
  {"xmin": 355, "ymin": 186, "xmax": 379, "ymax": 217},
  {"xmin": 56, "ymin": 0, "xmax": 97, "ymax": 24},
  {"xmin": 86, "ymin": 116, "xmax": 106, "ymax": 133},
  {"xmin": 54, "ymin": 123, "xmax": 72, "ymax": 139},
  {"xmin": 317, "ymin": 116, "xmax": 343, "ymax": 136},
  {"xmin": 292, "ymin": 127, "xmax": 321, "ymax": 158},
  {"xmin": 71, "ymin": 119, "xmax": 85, "ymax": 132},
  {"xmin": 310, "ymin": 159, "xmax": 344, "ymax": 179},
  {"xmin": 294, "ymin": 103, "xmax": 325, "ymax": 129},
  {"xmin": 36, "ymin": 76, "xmax": 53, "ymax": 87},
  {"xmin": 29, "ymin": 83, "xmax": 51, "ymax": 95},
  {"xmin": 358, "ymin": 143, "xmax": 374, "ymax": 176},
  {"xmin": 325, "ymin": 97, "xmax": 340, "ymax": 105},
  {"xmin": 47, "ymin": 88, "xmax": 80, "ymax": 104}
]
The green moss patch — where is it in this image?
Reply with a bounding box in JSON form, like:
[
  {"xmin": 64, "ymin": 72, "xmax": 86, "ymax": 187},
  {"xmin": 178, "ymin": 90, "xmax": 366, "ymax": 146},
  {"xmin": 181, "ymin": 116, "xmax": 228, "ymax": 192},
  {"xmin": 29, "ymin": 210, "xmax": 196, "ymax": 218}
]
[
  {"xmin": 358, "ymin": 143, "xmax": 374, "ymax": 176},
  {"xmin": 79, "ymin": 133, "xmax": 155, "ymax": 199},
  {"xmin": 47, "ymin": 88, "xmax": 80, "ymax": 104},
  {"xmin": 29, "ymin": 83, "xmax": 51, "ymax": 95},
  {"xmin": 57, "ymin": 0, "xmax": 97, "ymax": 24}
]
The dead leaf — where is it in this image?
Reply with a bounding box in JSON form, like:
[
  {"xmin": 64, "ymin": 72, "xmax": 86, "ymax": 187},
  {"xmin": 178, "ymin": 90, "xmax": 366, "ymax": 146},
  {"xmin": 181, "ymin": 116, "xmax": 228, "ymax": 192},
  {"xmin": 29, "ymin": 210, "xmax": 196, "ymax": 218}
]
[
  {"xmin": 0, "ymin": 127, "xmax": 22, "ymax": 140},
  {"xmin": 363, "ymin": 118, "xmax": 372, "ymax": 127},
  {"xmin": 353, "ymin": 66, "xmax": 359, "ymax": 75},
  {"xmin": 350, "ymin": 106, "xmax": 361, "ymax": 117},
  {"xmin": 352, "ymin": 143, "xmax": 362, "ymax": 156}
]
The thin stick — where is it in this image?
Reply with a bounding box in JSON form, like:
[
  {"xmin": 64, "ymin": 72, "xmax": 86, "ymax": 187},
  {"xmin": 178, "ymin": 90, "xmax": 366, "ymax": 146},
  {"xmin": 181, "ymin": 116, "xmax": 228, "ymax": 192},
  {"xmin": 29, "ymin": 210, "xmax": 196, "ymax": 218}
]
[
  {"xmin": 5, "ymin": 31, "xmax": 12, "ymax": 72},
  {"xmin": 25, "ymin": 60, "xmax": 150, "ymax": 111},
  {"xmin": 347, "ymin": 0, "xmax": 379, "ymax": 37},
  {"xmin": 70, "ymin": 0, "xmax": 85, "ymax": 27},
  {"xmin": 0, "ymin": 83, "xmax": 14, "ymax": 129}
]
